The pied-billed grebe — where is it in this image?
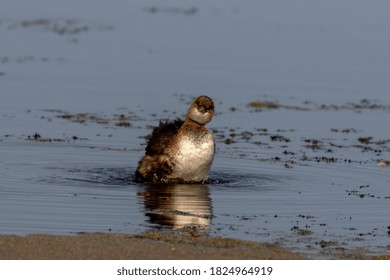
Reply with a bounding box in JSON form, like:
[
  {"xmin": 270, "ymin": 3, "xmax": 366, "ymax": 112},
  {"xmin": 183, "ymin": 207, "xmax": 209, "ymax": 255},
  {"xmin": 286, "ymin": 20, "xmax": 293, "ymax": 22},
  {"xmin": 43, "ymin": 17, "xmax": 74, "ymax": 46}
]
[{"xmin": 135, "ymin": 96, "xmax": 215, "ymax": 184}]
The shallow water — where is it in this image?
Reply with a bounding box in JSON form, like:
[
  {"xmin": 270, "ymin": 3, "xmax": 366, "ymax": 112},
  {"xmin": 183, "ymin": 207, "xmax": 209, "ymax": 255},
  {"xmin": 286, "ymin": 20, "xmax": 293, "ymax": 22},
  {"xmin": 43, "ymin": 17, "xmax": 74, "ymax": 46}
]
[
  {"xmin": 1, "ymin": 109, "xmax": 389, "ymax": 257},
  {"xmin": 1, "ymin": 0, "xmax": 390, "ymax": 258}
]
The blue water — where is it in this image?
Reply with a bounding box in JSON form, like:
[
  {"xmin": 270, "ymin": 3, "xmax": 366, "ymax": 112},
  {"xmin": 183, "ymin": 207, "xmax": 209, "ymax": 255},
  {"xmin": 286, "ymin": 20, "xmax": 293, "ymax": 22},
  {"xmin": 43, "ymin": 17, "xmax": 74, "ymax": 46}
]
[{"xmin": 1, "ymin": 0, "xmax": 390, "ymax": 257}]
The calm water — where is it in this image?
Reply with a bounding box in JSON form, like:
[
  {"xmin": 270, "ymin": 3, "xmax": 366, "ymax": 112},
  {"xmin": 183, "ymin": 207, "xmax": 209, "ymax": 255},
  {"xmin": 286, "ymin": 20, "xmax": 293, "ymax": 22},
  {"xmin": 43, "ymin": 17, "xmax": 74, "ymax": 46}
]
[{"xmin": 1, "ymin": 0, "xmax": 390, "ymax": 257}]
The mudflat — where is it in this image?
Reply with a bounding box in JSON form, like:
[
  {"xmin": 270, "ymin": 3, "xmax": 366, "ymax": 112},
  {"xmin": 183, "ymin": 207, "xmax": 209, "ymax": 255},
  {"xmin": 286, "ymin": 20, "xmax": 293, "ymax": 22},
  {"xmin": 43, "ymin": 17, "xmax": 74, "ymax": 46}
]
[{"xmin": 0, "ymin": 232, "xmax": 304, "ymax": 260}]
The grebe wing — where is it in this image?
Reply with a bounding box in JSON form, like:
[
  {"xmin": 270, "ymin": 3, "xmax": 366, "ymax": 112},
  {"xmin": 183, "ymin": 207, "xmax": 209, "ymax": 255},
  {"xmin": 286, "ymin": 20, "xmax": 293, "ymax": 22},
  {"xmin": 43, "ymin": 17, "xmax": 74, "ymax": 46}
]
[{"xmin": 145, "ymin": 119, "xmax": 183, "ymax": 156}]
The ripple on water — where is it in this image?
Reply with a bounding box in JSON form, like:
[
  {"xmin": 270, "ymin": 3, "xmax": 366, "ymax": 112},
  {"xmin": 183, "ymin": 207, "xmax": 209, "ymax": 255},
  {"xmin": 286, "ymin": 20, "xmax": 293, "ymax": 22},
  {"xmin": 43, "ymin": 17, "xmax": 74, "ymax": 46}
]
[
  {"xmin": 1, "ymin": 140, "xmax": 390, "ymax": 257},
  {"xmin": 63, "ymin": 167, "xmax": 136, "ymax": 187}
]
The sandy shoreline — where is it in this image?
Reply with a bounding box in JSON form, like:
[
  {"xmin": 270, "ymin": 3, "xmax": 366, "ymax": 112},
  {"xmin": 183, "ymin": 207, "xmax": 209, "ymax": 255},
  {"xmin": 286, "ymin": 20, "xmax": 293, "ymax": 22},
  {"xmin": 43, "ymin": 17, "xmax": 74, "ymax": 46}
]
[
  {"xmin": 0, "ymin": 232, "xmax": 306, "ymax": 260},
  {"xmin": 1, "ymin": 232, "xmax": 390, "ymax": 260}
]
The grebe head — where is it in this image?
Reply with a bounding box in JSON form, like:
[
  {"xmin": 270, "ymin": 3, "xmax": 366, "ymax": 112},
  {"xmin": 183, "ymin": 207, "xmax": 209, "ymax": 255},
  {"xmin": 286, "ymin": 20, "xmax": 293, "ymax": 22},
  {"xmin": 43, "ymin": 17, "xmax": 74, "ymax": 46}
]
[{"xmin": 187, "ymin": 96, "xmax": 215, "ymax": 125}]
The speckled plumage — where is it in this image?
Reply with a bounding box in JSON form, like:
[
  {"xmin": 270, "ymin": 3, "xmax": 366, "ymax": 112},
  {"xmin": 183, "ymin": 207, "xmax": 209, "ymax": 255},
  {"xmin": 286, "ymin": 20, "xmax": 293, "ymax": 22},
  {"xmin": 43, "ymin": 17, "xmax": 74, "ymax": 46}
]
[{"xmin": 135, "ymin": 96, "xmax": 215, "ymax": 184}]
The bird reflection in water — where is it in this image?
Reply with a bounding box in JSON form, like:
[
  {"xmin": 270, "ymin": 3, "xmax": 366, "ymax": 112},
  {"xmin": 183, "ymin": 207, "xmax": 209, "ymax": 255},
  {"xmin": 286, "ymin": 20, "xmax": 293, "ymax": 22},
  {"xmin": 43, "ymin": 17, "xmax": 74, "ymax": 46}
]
[{"xmin": 140, "ymin": 183, "xmax": 212, "ymax": 234}]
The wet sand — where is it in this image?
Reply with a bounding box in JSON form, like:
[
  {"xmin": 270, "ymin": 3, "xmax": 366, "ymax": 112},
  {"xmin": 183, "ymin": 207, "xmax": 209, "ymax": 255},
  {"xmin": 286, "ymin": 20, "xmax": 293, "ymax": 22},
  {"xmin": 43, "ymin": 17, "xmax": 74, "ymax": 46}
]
[
  {"xmin": 0, "ymin": 232, "xmax": 304, "ymax": 260},
  {"xmin": 2, "ymin": 232, "xmax": 390, "ymax": 260}
]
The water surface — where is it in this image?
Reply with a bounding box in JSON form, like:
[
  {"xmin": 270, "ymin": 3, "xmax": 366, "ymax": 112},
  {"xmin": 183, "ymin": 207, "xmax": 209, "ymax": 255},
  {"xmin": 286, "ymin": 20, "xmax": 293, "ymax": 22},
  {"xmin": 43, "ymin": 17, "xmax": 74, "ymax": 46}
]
[{"xmin": 1, "ymin": 0, "xmax": 390, "ymax": 258}]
